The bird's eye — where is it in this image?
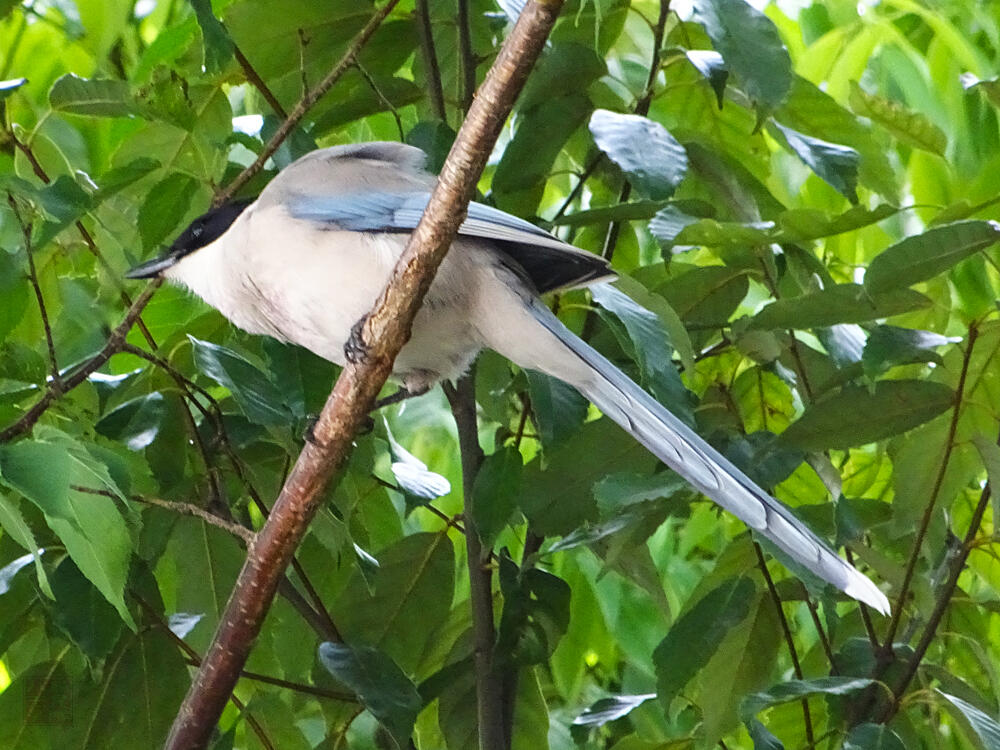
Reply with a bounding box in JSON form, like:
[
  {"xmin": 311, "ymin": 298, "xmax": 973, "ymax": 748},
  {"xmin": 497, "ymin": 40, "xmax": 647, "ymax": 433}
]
[{"xmin": 192, "ymin": 225, "xmax": 203, "ymax": 238}]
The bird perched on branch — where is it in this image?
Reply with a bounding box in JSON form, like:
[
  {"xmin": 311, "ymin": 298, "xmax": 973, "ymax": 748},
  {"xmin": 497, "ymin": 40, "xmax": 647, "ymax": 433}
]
[{"xmin": 127, "ymin": 141, "xmax": 889, "ymax": 614}]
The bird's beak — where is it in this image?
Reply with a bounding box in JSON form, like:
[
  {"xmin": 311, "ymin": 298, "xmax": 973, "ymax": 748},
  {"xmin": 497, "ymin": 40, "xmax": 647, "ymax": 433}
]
[{"xmin": 125, "ymin": 252, "xmax": 178, "ymax": 279}]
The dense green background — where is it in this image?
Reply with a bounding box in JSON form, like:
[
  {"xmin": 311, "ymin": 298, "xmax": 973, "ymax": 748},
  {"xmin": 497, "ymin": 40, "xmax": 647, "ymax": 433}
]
[{"xmin": 1, "ymin": 0, "xmax": 999, "ymax": 747}]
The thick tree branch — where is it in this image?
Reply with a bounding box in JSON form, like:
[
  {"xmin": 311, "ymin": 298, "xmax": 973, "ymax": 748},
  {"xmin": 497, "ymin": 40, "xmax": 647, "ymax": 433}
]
[{"xmin": 164, "ymin": 4, "xmax": 565, "ymax": 747}]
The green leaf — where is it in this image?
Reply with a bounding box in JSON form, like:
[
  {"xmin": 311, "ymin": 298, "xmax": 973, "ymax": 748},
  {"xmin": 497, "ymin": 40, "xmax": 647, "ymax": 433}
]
[
  {"xmin": 939, "ymin": 690, "xmax": 1000, "ymax": 749},
  {"xmin": 865, "ymin": 220, "xmax": 1000, "ymax": 293},
  {"xmin": 861, "ymin": 325, "xmax": 958, "ymax": 378},
  {"xmin": 137, "ymin": 174, "xmax": 198, "ymax": 250},
  {"xmin": 684, "ymin": 49, "xmax": 729, "ymax": 108},
  {"xmin": 849, "ymin": 82, "xmax": 947, "ymax": 156},
  {"xmin": 96, "ymin": 392, "xmax": 168, "ymax": 450},
  {"xmin": 49, "ymin": 73, "xmax": 135, "ymax": 117},
  {"xmin": 591, "ymin": 282, "xmax": 691, "ymax": 414},
  {"xmin": 0, "ymin": 78, "xmax": 27, "ymax": 101},
  {"xmin": 573, "ymin": 693, "xmax": 655, "ymax": 727},
  {"xmin": 779, "ymin": 380, "xmax": 954, "ymax": 451},
  {"xmin": 335, "ymin": 532, "xmax": 454, "ymax": 673},
  {"xmin": 654, "ymin": 577, "xmax": 755, "ymax": 706},
  {"xmin": 470, "ymin": 446, "xmax": 522, "ymax": 547},
  {"xmin": 497, "ymin": 553, "xmax": 571, "ymax": 665},
  {"xmin": 740, "ymin": 676, "xmax": 877, "ymax": 722},
  {"xmin": 189, "ymin": 336, "xmax": 294, "ymax": 426},
  {"xmin": 648, "ymin": 205, "xmax": 701, "ymax": 248},
  {"xmin": 0, "ymin": 438, "xmax": 135, "ymax": 628},
  {"xmin": 589, "ymin": 110, "xmax": 688, "ymax": 200},
  {"xmin": 318, "ymin": 642, "xmax": 421, "ymax": 749},
  {"xmin": 0, "ymin": 493, "xmax": 51, "ymax": 597},
  {"xmin": 521, "ymin": 418, "xmax": 657, "ymax": 535},
  {"xmin": 551, "ymin": 200, "xmax": 673, "ymax": 227},
  {"xmin": 189, "ymin": 0, "xmax": 235, "ymax": 73},
  {"xmin": 93, "ymin": 157, "xmax": 161, "ymax": 202},
  {"xmin": 972, "ymin": 435, "xmax": 1000, "ymax": 527},
  {"xmin": 748, "ymin": 284, "xmax": 931, "ymax": 330},
  {"xmin": 0, "ymin": 249, "xmax": 28, "ymax": 345},
  {"xmin": 843, "ymin": 723, "xmax": 906, "ymax": 750},
  {"xmin": 658, "ymin": 266, "xmax": 749, "ymax": 328},
  {"xmin": 962, "ymin": 73, "xmax": 1000, "ymax": 110},
  {"xmin": 772, "ymin": 121, "xmax": 859, "ymax": 202},
  {"xmin": 34, "ymin": 175, "xmax": 94, "ymax": 247},
  {"xmin": 48, "ymin": 557, "xmax": 122, "ymax": 660},
  {"xmin": 525, "ymin": 370, "xmax": 589, "ymax": 451},
  {"xmin": 613, "ymin": 273, "xmax": 695, "ymax": 373},
  {"xmin": 692, "ymin": 0, "xmax": 792, "ymax": 112}
]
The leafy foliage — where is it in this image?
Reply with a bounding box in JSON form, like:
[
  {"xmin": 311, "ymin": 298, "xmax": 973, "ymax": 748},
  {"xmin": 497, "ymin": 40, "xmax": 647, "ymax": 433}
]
[{"xmin": 1, "ymin": 0, "xmax": 999, "ymax": 748}]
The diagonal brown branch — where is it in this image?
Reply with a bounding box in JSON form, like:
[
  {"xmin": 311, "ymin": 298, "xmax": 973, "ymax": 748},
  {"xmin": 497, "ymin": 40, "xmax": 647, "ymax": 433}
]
[{"xmin": 163, "ymin": 3, "xmax": 566, "ymax": 747}]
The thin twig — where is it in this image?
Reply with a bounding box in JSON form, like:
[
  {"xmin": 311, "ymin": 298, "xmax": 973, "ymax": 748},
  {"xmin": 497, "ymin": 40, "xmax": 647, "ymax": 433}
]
[
  {"xmin": 878, "ymin": 482, "xmax": 994, "ymax": 721},
  {"xmin": 755, "ymin": 543, "xmax": 814, "ymax": 747},
  {"xmin": 882, "ymin": 324, "xmax": 978, "ymax": 651},
  {"xmin": 217, "ymin": 0, "xmax": 403, "ymax": 204},
  {"xmin": 416, "ymin": 0, "xmax": 447, "ymax": 121},
  {"xmin": 234, "ymin": 44, "xmax": 288, "ymax": 118},
  {"xmin": 7, "ymin": 194, "xmax": 60, "ymax": 389},
  {"xmin": 0, "ymin": 280, "xmax": 161, "ymax": 442},
  {"xmin": 356, "ymin": 62, "xmax": 405, "ymax": 140},
  {"xmin": 180, "ymin": 658, "xmax": 356, "ymax": 702}
]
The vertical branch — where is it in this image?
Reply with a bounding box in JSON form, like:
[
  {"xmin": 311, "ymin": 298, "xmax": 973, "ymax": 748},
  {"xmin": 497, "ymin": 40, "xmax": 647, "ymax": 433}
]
[
  {"xmin": 755, "ymin": 543, "xmax": 814, "ymax": 747},
  {"xmin": 416, "ymin": 0, "xmax": 447, "ymax": 121},
  {"xmin": 7, "ymin": 194, "xmax": 60, "ymax": 390},
  {"xmin": 445, "ymin": 373, "xmax": 507, "ymax": 750},
  {"xmin": 881, "ymin": 324, "xmax": 978, "ymax": 651}
]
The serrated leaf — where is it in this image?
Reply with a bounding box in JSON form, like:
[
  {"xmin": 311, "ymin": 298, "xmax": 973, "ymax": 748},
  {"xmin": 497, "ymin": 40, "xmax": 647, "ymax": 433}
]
[
  {"xmin": 658, "ymin": 266, "xmax": 749, "ymax": 328},
  {"xmin": 189, "ymin": 0, "xmax": 235, "ymax": 73},
  {"xmin": 850, "ymin": 82, "xmax": 947, "ymax": 155},
  {"xmin": 589, "ymin": 110, "xmax": 688, "ymax": 200},
  {"xmin": 93, "ymin": 157, "xmax": 160, "ymax": 201},
  {"xmin": 648, "ymin": 205, "xmax": 700, "ymax": 248},
  {"xmin": 0, "ymin": 78, "xmax": 27, "ymax": 101},
  {"xmin": 693, "ymin": 0, "xmax": 791, "ymax": 112},
  {"xmin": 189, "ymin": 335, "xmax": 293, "ymax": 426},
  {"xmin": 49, "ymin": 557, "xmax": 122, "ymax": 660},
  {"xmin": 654, "ymin": 577, "xmax": 755, "ymax": 706},
  {"xmin": 865, "ymin": 220, "xmax": 1000, "ymax": 293},
  {"xmin": 843, "ymin": 723, "xmax": 906, "ymax": 750},
  {"xmin": 0, "ymin": 439, "xmax": 134, "ymax": 628},
  {"xmin": 748, "ymin": 284, "xmax": 931, "ymax": 330},
  {"xmin": 939, "ymin": 690, "xmax": 1000, "ymax": 749},
  {"xmin": 779, "ymin": 380, "xmax": 954, "ymax": 451},
  {"xmin": 573, "ymin": 693, "xmax": 655, "ymax": 727},
  {"xmin": 318, "ymin": 642, "xmax": 421, "ymax": 749},
  {"xmin": 49, "ymin": 73, "xmax": 135, "ymax": 117},
  {"xmin": 470, "ymin": 446, "xmax": 522, "ymax": 547},
  {"xmin": 772, "ymin": 121, "xmax": 859, "ymax": 202},
  {"xmin": 138, "ymin": 174, "xmax": 198, "ymax": 250}
]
